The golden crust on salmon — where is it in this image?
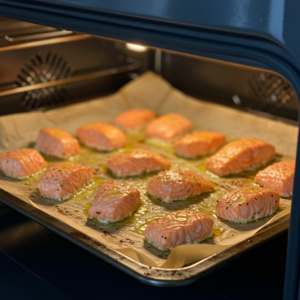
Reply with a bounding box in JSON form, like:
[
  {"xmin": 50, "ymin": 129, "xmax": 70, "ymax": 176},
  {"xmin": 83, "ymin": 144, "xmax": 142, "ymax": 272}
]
[
  {"xmin": 174, "ymin": 131, "xmax": 226, "ymax": 158},
  {"xmin": 107, "ymin": 148, "xmax": 170, "ymax": 177},
  {"xmin": 144, "ymin": 210, "xmax": 214, "ymax": 251},
  {"xmin": 77, "ymin": 122, "xmax": 126, "ymax": 151},
  {"xmin": 206, "ymin": 138, "xmax": 275, "ymax": 176},
  {"xmin": 147, "ymin": 169, "xmax": 214, "ymax": 203},
  {"xmin": 36, "ymin": 128, "xmax": 80, "ymax": 159},
  {"xmin": 38, "ymin": 163, "xmax": 93, "ymax": 201},
  {"xmin": 255, "ymin": 161, "xmax": 295, "ymax": 197},
  {"xmin": 0, "ymin": 149, "xmax": 47, "ymax": 180},
  {"xmin": 89, "ymin": 182, "xmax": 140, "ymax": 223},
  {"xmin": 113, "ymin": 109, "xmax": 156, "ymax": 131},
  {"xmin": 216, "ymin": 186, "xmax": 279, "ymax": 223},
  {"xmin": 145, "ymin": 113, "xmax": 193, "ymax": 142}
]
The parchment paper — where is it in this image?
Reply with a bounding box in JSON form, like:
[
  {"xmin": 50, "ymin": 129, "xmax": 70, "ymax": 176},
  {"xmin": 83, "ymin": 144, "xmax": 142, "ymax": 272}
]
[{"xmin": 0, "ymin": 71, "xmax": 297, "ymax": 268}]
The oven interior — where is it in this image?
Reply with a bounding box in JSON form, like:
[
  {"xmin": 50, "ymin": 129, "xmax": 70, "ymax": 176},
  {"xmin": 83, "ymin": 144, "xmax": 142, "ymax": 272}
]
[{"xmin": 0, "ymin": 17, "xmax": 298, "ymax": 123}]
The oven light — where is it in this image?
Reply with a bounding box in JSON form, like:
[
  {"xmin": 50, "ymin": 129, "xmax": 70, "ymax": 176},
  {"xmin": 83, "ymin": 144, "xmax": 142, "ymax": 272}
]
[
  {"xmin": 232, "ymin": 95, "xmax": 241, "ymax": 105},
  {"xmin": 125, "ymin": 43, "xmax": 147, "ymax": 52}
]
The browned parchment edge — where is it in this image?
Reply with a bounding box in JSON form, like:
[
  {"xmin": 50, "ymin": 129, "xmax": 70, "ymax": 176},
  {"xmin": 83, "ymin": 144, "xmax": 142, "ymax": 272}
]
[{"xmin": 0, "ymin": 187, "xmax": 289, "ymax": 286}]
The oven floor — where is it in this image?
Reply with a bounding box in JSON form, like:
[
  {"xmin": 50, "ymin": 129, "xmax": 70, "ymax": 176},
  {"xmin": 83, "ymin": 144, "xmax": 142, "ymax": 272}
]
[{"xmin": 0, "ymin": 202, "xmax": 287, "ymax": 300}]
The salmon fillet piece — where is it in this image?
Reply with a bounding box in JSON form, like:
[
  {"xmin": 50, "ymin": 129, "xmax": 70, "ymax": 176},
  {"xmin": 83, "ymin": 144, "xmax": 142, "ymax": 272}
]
[
  {"xmin": 89, "ymin": 182, "xmax": 140, "ymax": 223},
  {"xmin": 0, "ymin": 149, "xmax": 47, "ymax": 179},
  {"xmin": 255, "ymin": 161, "xmax": 295, "ymax": 197},
  {"xmin": 216, "ymin": 186, "xmax": 279, "ymax": 223},
  {"xmin": 38, "ymin": 163, "xmax": 93, "ymax": 200},
  {"xmin": 144, "ymin": 210, "xmax": 214, "ymax": 251},
  {"xmin": 147, "ymin": 169, "xmax": 214, "ymax": 203},
  {"xmin": 107, "ymin": 148, "xmax": 170, "ymax": 177},
  {"xmin": 206, "ymin": 138, "xmax": 275, "ymax": 176},
  {"xmin": 113, "ymin": 109, "xmax": 156, "ymax": 131},
  {"xmin": 174, "ymin": 131, "xmax": 226, "ymax": 158},
  {"xmin": 36, "ymin": 128, "xmax": 80, "ymax": 159},
  {"xmin": 145, "ymin": 113, "xmax": 193, "ymax": 142},
  {"xmin": 77, "ymin": 122, "xmax": 126, "ymax": 151}
]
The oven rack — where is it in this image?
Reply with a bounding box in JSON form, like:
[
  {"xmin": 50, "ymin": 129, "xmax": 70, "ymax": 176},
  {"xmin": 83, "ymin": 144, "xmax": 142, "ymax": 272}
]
[
  {"xmin": 0, "ymin": 16, "xmax": 90, "ymax": 52},
  {"xmin": 0, "ymin": 62, "xmax": 141, "ymax": 98}
]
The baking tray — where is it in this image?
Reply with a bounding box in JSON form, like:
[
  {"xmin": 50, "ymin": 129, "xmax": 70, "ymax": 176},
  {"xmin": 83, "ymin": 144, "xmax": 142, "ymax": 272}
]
[{"xmin": 0, "ymin": 72, "xmax": 296, "ymax": 286}]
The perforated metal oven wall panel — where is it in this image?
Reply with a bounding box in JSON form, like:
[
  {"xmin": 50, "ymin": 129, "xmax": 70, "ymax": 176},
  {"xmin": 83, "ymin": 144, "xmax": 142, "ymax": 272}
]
[
  {"xmin": 0, "ymin": 27, "xmax": 151, "ymax": 115},
  {"xmin": 161, "ymin": 52, "xmax": 298, "ymax": 121}
]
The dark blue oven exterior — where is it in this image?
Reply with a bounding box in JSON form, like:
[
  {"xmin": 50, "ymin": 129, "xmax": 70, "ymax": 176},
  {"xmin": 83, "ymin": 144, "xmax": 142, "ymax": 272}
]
[{"xmin": 0, "ymin": 1, "xmax": 299, "ymax": 299}]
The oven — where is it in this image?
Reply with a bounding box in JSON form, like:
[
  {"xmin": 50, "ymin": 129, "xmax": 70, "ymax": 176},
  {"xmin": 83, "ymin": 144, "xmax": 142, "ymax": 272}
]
[{"xmin": 0, "ymin": 1, "xmax": 299, "ymax": 299}]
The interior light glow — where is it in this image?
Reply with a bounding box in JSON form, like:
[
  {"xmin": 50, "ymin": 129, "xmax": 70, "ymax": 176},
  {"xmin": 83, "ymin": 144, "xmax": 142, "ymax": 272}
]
[{"xmin": 125, "ymin": 43, "xmax": 147, "ymax": 52}]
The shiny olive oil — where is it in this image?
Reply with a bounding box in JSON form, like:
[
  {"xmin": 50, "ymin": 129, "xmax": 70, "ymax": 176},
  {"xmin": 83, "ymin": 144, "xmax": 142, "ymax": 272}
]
[{"xmin": 15, "ymin": 137, "xmax": 291, "ymax": 248}]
